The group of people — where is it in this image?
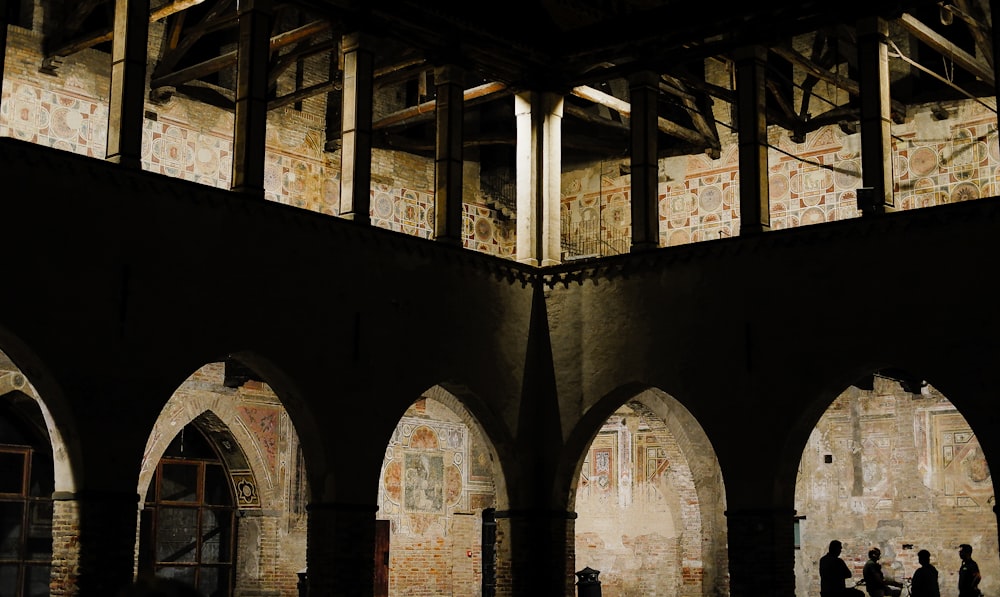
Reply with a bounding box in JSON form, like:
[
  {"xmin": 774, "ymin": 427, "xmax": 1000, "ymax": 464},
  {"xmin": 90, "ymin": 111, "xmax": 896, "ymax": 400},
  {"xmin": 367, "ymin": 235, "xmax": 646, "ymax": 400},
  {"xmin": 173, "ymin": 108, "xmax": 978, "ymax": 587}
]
[{"xmin": 820, "ymin": 539, "xmax": 983, "ymax": 597}]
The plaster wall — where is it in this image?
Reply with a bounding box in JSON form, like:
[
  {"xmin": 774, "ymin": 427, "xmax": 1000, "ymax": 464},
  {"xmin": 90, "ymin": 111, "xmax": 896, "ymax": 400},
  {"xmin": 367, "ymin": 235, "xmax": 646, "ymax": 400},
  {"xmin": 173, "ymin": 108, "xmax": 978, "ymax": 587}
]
[{"xmin": 795, "ymin": 377, "xmax": 996, "ymax": 597}]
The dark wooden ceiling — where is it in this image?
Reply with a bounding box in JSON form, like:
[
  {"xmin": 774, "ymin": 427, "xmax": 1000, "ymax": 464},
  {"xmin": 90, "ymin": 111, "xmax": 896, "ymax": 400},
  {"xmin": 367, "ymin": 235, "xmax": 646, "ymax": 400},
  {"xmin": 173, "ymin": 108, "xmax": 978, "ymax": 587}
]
[{"xmin": 38, "ymin": 0, "xmax": 993, "ymax": 165}]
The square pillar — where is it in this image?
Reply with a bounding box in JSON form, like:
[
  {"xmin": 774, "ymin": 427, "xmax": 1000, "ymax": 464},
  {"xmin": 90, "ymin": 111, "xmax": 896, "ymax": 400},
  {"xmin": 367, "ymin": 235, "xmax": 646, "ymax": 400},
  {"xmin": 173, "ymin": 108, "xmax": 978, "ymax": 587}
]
[
  {"xmin": 515, "ymin": 91, "xmax": 563, "ymax": 266},
  {"xmin": 106, "ymin": 0, "xmax": 150, "ymax": 169},
  {"xmin": 306, "ymin": 502, "xmax": 378, "ymax": 596},
  {"xmin": 857, "ymin": 17, "xmax": 894, "ymax": 213},
  {"xmin": 231, "ymin": 0, "xmax": 273, "ymax": 198},
  {"xmin": 339, "ymin": 32, "xmax": 374, "ymax": 224},
  {"xmin": 734, "ymin": 45, "xmax": 770, "ymax": 234},
  {"xmin": 629, "ymin": 70, "xmax": 660, "ymax": 252},
  {"xmin": 434, "ymin": 64, "xmax": 465, "ymax": 246}
]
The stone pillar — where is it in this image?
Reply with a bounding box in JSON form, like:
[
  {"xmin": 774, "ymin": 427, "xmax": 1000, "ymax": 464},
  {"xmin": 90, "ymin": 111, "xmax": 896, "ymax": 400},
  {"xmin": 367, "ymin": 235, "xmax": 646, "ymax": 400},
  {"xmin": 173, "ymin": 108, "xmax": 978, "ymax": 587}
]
[
  {"xmin": 58, "ymin": 490, "xmax": 140, "ymax": 597},
  {"xmin": 734, "ymin": 45, "xmax": 770, "ymax": 235},
  {"xmin": 324, "ymin": 41, "xmax": 342, "ymax": 152},
  {"xmin": 433, "ymin": 64, "xmax": 465, "ymax": 246},
  {"xmin": 105, "ymin": 0, "xmax": 149, "ymax": 169},
  {"xmin": 306, "ymin": 502, "xmax": 377, "ymax": 596},
  {"xmin": 857, "ymin": 17, "xmax": 894, "ymax": 213},
  {"xmin": 233, "ymin": 510, "xmax": 284, "ymax": 596},
  {"xmin": 50, "ymin": 497, "xmax": 81, "ymax": 597},
  {"xmin": 514, "ymin": 91, "xmax": 563, "ymax": 266},
  {"xmin": 993, "ymin": 0, "xmax": 1000, "ymax": 135},
  {"xmin": 339, "ymin": 32, "xmax": 374, "ymax": 224},
  {"xmin": 0, "ymin": 0, "xmax": 10, "ymax": 108},
  {"xmin": 725, "ymin": 508, "xmax": 797, "ymax": 597},
  {"xmin": 629, "ymin": 70, "xmax": 660, "ymax": 252},
  {"xmin": 230, "ymin": 0, "xmax": 272, "ymax": 198},
  {"xmin": 495, "ymin": 509, "xmax": 576, "ymax": 597}
]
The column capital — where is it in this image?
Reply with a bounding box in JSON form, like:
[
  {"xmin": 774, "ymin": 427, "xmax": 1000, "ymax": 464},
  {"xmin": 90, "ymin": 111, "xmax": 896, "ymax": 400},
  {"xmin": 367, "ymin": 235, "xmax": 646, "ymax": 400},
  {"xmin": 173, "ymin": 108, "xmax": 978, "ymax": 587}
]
[
  {"xmin": 733, "ymin": 44, "xmax": 768, "ymax": 63},
  {"xmin": 627, "ymin": 69, "xmax": 660, "ymax": 88},
  {"xmin": 856, "ymin": 15, "xmax": 889, "ymax": 39},
  {"xmin": 433, "ymin": 63, "xmax": 464, "ymax": 85},
  {"xmin": 341, "ymin": 31, "xmax": 374, "ymax": 54}
]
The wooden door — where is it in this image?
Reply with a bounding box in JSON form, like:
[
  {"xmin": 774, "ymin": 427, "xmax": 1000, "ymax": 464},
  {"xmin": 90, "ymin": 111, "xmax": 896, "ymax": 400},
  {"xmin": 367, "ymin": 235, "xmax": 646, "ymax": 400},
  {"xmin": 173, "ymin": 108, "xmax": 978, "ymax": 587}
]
[{"xmin": 374, "ymin": 519, "xmax": 390, "ymax": 597}]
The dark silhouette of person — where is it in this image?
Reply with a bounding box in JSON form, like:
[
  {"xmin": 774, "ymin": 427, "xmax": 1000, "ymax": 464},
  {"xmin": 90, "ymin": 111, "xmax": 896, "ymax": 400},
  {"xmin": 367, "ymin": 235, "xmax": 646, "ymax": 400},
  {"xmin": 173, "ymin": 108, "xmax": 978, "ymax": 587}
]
[
  {"xmin": 958, "ymin": 543, "xmax": 982, "ymax": 597},
  {"xmin": 910, "ymin": 549, "xmax": 940, "ymax": 597},
  {"xmin": 820, "ymin": 540, "xmax": 865, "ymax": 597},
  {"xmin": 862, "ymin": 547, "xmax": 902, "ymax": 597}
]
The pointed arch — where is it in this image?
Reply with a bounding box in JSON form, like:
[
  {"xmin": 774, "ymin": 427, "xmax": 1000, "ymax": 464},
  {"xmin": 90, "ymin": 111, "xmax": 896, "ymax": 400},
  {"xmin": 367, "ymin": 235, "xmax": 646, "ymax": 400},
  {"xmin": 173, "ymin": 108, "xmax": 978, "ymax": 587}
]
[
  {"xmin": 375, "ymin": 383, "xmax": 510, "ymax": 596},
  {"xmin": 793, "ymin": 368, "xmax": 998, "ymax": 597},
  {"xmin": 564, "ymin": 383, "xmax": 728, "ymax": 596}
]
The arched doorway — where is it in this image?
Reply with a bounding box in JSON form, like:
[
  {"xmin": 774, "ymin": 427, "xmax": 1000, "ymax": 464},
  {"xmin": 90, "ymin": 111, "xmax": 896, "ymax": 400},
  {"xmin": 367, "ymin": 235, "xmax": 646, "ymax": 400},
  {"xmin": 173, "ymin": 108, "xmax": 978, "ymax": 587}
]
[
  {"xmin": 572, "ymin": 390, "xmax": 727, "ymax": 597},
  {"xmin": 794, "ymin": 373, "xmax": 998, "ymax": 596},
  {"xmin": 377, "ymin": 387, "xmax": 500, "ymax": 596},
  {"xmin": 0, "ymin": 373, "xmax": 54, "ymax": 597},
  {"xmin": 139, "ymin": 423, "xmax": 237, "ymax": 596}
]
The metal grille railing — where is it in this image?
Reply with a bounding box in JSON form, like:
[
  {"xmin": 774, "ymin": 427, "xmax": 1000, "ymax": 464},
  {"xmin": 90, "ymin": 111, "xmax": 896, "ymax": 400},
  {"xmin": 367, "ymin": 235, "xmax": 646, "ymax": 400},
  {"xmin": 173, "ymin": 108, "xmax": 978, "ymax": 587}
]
[{"xmin": 561, "ymin": 216, "xmax": 629, "ymax": 259}]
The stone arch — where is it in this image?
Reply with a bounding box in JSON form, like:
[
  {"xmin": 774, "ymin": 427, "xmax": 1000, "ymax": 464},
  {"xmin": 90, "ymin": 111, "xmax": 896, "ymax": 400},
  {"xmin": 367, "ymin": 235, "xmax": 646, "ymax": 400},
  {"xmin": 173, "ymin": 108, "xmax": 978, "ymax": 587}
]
[
  {"xmin": 793, "ymin": 367, "xmax": 998, "ymax": 597},
  {"xmin": 138, "ymin": 363, "xmax": 281, "ymax": 509},
  {"xmin": 564, "ymin": 384, "xmax": 728, "ymax": 597},
  {"xmin": 138, "ymin": 360, "xmax": 310, "ymax": 594},
  {"xmin": 0, "ymin": 339, "xmax": 79, "ymax": 495},
  {"xmin": 375, "ymin": 383, "xmax": 507, "ymax": 596}
]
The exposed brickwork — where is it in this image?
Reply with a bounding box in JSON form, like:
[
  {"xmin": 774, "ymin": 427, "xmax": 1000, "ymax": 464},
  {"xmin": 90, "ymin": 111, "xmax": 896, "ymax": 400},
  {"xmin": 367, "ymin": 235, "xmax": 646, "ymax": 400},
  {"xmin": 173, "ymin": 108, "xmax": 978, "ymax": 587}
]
[{"xmin": 50, "ymin": 498, "xmax": 80, "ymax": 597}]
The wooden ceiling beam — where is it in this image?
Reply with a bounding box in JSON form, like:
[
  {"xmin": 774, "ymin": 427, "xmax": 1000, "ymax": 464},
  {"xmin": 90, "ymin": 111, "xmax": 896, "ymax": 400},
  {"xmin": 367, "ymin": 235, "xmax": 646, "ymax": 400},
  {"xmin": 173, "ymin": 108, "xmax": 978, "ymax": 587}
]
[
  {"xmin": 152, "ymin": 19, "xmax": 330, "ymax": 89},
  {"xmin": 372, "ymin": 81, "xmax": 509, "ymax": 130},
  {"xmin": 898, "ymin": 12, "xmax": 994, "ymax": 85},
  {"xmin": 570, "ymin": 85, "xmax": 707, "ymax": 146}
]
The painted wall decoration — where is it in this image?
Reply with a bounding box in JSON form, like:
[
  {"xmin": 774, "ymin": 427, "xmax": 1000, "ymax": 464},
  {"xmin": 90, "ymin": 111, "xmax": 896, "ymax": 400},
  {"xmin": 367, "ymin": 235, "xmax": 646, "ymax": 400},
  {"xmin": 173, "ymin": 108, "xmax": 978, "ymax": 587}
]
[{"xmin": 379, "ymin": 416, "xmax": 469, "ymax": 535}]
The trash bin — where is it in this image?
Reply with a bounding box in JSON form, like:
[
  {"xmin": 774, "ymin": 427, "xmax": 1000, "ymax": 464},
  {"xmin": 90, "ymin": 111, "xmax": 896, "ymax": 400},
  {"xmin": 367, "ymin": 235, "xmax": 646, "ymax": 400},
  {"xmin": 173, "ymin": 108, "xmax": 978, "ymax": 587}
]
[{"xmin": 575, "ymin": 566, "xmax": 601, "ymax": 597}]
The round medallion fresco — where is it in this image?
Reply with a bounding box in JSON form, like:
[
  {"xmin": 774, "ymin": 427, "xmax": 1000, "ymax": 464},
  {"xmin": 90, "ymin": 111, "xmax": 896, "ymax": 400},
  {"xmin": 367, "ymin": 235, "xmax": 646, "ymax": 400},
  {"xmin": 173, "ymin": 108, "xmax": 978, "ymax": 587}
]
[
  {"xmin": 951, "ymin": 181, "xmax": 979, "ymax": 202},
  {"xmin": 908, "ymin": 146, "xmax": 938, "ymax": 177},
  {"xmin": 699, "ymin": 185, "xmax": 724, "ymax": 211}
]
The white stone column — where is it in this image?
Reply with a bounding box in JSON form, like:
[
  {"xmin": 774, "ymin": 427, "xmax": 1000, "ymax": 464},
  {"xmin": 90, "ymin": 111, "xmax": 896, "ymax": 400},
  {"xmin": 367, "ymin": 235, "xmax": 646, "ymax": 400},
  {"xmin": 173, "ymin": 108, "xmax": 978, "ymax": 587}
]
[{"xmin": 515, "ymin": 91, "xmax": 563, "ymax": 266}]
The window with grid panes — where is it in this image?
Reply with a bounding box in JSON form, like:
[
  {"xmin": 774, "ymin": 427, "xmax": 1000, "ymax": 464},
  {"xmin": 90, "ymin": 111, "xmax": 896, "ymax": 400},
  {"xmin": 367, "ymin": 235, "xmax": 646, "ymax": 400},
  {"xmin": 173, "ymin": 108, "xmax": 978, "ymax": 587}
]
[
  {"xmin": 140, "ymin": 425, "xmax": 236, "ymax": 597},
  {"xmin": 0, "ymin": 444, "xmax": 54, "ymax": 597}
]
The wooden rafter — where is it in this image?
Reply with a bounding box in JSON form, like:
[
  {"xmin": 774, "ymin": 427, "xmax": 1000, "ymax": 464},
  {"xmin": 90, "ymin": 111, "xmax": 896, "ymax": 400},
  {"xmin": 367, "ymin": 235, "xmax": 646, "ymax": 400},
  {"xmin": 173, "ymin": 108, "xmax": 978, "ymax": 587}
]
[
  {"xmin": 948, "ymin": 0, "xmax": 993, "ymax": 68},
  {"xmin": 771, "ymin": 42, "xmax": 908, "ymax": 122},
  {"xmin": 372, "ymin": 81, "xmax": 509, "ymax": 130},
  {"xmin": 267, "ymin": 38, "xmax": 336, "ymax": 86},
  {"xmin": 44, "ymin": 0, "xmax": 208, "ymax": 60},
  {"xmin": 151, "ymin": 19, "xmax": 330, "ymax": 90},
  {"xmin": 898, "ymin": 11, "xmax": 994, "ymax": 86},
  {"xmin": 660, "ymin": 73, "xmax": 721, "ymax": 154},
  {"xmin": 571, "ymin": 85, "xmax": 707, "ymax": 146},
  {"xmin": 151, "ymin": 0, "xmax": 237, "ymax": 78},
  {"xmin": 269, "ymin": 78, "xmax": 340, "ymax": 110}
]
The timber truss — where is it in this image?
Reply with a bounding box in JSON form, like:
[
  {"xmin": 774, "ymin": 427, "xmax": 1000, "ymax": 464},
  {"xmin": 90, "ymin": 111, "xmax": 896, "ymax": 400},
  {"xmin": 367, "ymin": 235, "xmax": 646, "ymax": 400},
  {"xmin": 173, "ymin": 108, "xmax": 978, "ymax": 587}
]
[{"xmin": 36, "ymin": 0, "xmax": 997, "ymax": 164}]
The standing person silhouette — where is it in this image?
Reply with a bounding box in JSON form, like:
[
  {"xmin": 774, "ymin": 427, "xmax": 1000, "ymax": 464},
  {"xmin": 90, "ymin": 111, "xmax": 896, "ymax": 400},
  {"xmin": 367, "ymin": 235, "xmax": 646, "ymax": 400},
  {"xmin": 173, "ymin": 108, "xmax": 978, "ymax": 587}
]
[
  {"xmin": 862, "ymin": 547, "xmax": 903, "ymax": 597},
  {"xmin": 820, "ymin": 540, "xmax": 865, "ymax": 597},
  {"xmin": 958, "ymin": 544, "xmax": 982, "ymax": 597},
  {"xmin": 910, "ymin": 549, "xmax": 940, "ymax": 597}
]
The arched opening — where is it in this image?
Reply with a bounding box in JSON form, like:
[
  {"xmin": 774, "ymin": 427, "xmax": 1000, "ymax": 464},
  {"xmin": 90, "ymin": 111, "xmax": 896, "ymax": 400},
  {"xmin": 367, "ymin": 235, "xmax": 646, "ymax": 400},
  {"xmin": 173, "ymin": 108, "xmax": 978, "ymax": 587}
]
[
  {"xmin": 572, "ymin": 388, "xmax": 727, "ymax": 597},
  {"xmin": 0, "ymin": 373, "xmax": 54, "ymax": 597},
  {"xmin": 794, "ymin": 372, "xmax": 997, "ymax": 596},
  {"xmin": 139, "ymin": 361, "xmax": 308, "ymax": 596},
  {"xmin": 139, "ymin": 422, "xmax": 237, "ymax": 595},
  {"xmin": 376, "ymin": 386, "xmax": 501, "ymax": 597}
]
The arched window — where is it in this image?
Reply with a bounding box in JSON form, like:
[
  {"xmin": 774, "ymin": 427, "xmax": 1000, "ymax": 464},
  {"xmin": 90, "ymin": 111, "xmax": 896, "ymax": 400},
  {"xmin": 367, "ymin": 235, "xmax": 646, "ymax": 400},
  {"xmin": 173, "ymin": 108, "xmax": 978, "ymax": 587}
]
[
  {"xmin": 0, "ymin": 400, "xmax": 54, "ymax": 597},
  {"xmin": 140, "ymin": 424, "xmax": 236, "ymax": 597}
]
